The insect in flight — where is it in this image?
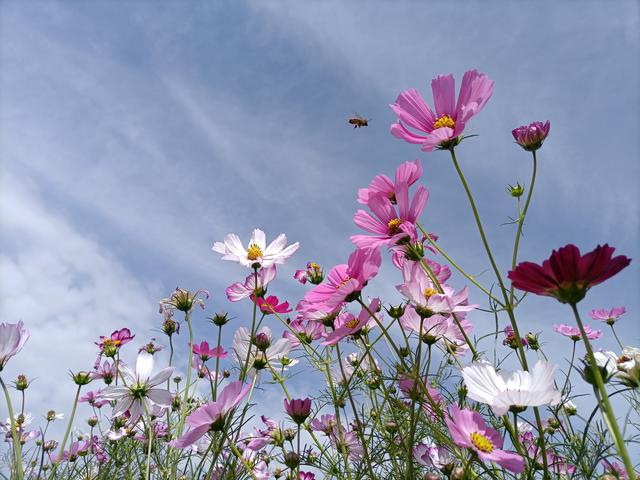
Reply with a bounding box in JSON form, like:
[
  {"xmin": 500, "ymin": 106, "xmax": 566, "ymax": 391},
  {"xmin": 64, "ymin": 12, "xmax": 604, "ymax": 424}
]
[{"xmin": 348, "ymin": 114, "xmax": 369, "ymax": 128}]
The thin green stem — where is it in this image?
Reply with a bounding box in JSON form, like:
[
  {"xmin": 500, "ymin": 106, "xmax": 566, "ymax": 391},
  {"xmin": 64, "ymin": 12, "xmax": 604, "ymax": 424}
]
[
  {"xmin": 570, "ymin": 303, "xmax": 635, "ymax": 478},
  {"xmin": 50, "ymin": 384, "xmax": 82, "ymax": 478},
  {"xmin": 0, "ymin": 377, "xmax": 23, "ymax": 480},
  {"xmin": 212, "ymin": 325, "xmax": 223, "ymax": 400}
]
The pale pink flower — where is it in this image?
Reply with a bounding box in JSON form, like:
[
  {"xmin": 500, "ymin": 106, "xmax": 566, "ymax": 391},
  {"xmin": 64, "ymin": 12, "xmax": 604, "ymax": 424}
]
[
  {"xmin": 553, "ymin": 323, "xmax": 602, "ymax": 341},
  {"xmin": 283, "ymin": 319, "xmax": 324, "ymax": 347},
  {"xmin": 245, "ymin": 416, "xmax": 281, "ymax": 451},
  {"xmin": 226, "ymin": 266, "xmax": 277, "ymax": 302},
  {"xmin": 170, "ymin": 381, "xmax": 250, "ymax": 448},
  {"xmin": 589, "ymin": 306, "xmax": 626, "ymax": 326},
  {"xmin": 0, "ymin": 321, "xmax": 29, "ymax": 370},
  {"xmin": 323, "ymin": 298, "xmax": 381, "ymax": 346},
  {"xmin": 413, "ymin": 442, "xmax": 455, "ymax": 469},
  {"xmin": 232, "ymin": 326, "xmax": 296, "ymax": 372},
  {"xmin": 212, "ymin": 228, "xmax": 299, "ymax": 268},
  {"xmin": 446, "ymin": 403, "xmax": 524, "ymax": 473},
  {"xmin": 79, "ymin": 390, "xmax": 109, "ymax": 409},
  {"xmin": 352, "ymin": 182, "xmax": 429, "ymax": 249},
  {"xmin": 357, "ymin": 159, "xmax": 422, "ymax": 205},
  {"xmin": 329, "ymin": 427, "xmax": 364, "ymax": 460},
  {"xmin": 310, "ymin": 414, "xmax": 337, "ymax": 435},
  {"xmin": 390, "ymin": 69, "xmax": 494, "ymax": 152}
]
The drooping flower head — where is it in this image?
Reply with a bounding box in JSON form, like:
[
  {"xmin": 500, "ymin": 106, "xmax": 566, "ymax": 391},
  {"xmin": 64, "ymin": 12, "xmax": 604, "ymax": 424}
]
[
  {"xmin": 445, "ymin": 403, "xmax": 525, "ymax": 473},
  {"xmin": 508, "ymin": 244, "xmax": 631, "ymax": 304},
  {"xmin": 512, "ymin": 121, "xmax": 550, "ymax": 152},
  {"xmin": 553, "ymin": 324, "xmax": 602, "ymax": 341},
  {"xmin": 303, "ymin": 248, "xmax": 382, "ymax": 310},
  {"xmin": 0, "ymin": 321, "xmax": 29, "ymax": 371},
  {"xmin": 390, "ymin": 69, "xmax": 494, "ymax": 152},
  {"xmin": 159, "ymin": 288, "xmax": 209, "ymax": 313},
  {"xmin": 352, "ymin": 181, "xmax": 429, "ymax": 249},
  {"xmin": 170, "ymin": 381, "xmax": 250, "ymax": 448},
  {"xmin": 589, "ymin": 306, "xmax": 626, "ymax": 326},
  {"xmin": 226, "ymin": 266, "xmax": 277, "ymax": 302},
  {"xmin": 357, "ymin": 159, "xmax": 423, "ymax": 205},
  {"xmin": 462, "ymin": 359, "xmax": 561, "ymax": 416},
  {"xmin": 212, "ymin": 228, "xmax": 299, "ymax": 268}
]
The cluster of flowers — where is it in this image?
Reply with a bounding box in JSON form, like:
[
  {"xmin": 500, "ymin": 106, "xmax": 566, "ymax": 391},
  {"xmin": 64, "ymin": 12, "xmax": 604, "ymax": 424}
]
[{"xmin": 1, "ymin": 69, "xmax": 638, "ymax": 480}]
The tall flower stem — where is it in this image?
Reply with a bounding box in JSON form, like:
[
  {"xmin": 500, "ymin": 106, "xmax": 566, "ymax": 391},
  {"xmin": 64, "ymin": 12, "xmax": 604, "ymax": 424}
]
[
  {"xmin": 0, "ymin": 376, "xmax": 23, "ymax": 480},
  {"xmin": 449, "ymin": 146, "xmax": 550, "ymax": 477},
  {"xmin": 240, "ymin": 268, "xmax": 259, "ymax": 382},
  {"xmin": 509, "ymin": 150, "xmax": 538, "ymax": 304},
  {"xmin": 50, "ymin": 384, "xmax": 82, "ymax": 478},
  {"xmin": 212, "ymin": 324, "xmax": 223, "ymax": 400},
  {"xmin": 570, "ymin": 303, "xmax": 635, "ymax": 478},
  {"xmin": 176, "ymin": 310, "xmax": 194, "ymax": 438}
]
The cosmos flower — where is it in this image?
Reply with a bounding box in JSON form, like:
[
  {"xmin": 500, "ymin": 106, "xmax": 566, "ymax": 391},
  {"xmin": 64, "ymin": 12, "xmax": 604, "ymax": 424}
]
[
  {"xmin": 253, "ymin": 295, "xmax": 292, "ymax": 315},
  {"xmin": 190, "ymin": 341, "xmax": 228, "ymax": 361},
  {"xmin": 232, "ymin": 326, "xmax": 296, "ymax": 373},
  {"xmin": 91, "ymin": 361, "xmax": 116, "ymax": 385},
  {"xmin": 159, "ymin": 288, "xmax": 209, "ymax": 313},
  {"xmin": 352, "ymin": 181, "xmax": 429, "ymax": 249},
  {"xmin": 616, "ymin": 346, "xmax": 640, "ymax": 387},
  {"xmin": 323, "ymin": 298, "xmax": 380, "ymax": 346},
  {"xmin": 357, "ymin": 159, "xmax": 423, "ymax": 205},
  {"xmin": 310, "ymin": 414, "xmax": 337, "ymax": 435},
  {"xmin": 212, "ymin": 228, "xmax": 299, "ymax": 268},
  {"xmin": 413, "ymin": 442, "xmax": 455, "ymax": 469},
  {"xmin": 589, "ymin": 306, "xmax": 626, "ymax": 326},
  {"xmin": 462, "ymin": 359, "xmax": 561, "ymax": 416},
  {"xmin": 79, "ymin": 390, "xmax": 109, "ymax": 409},
  {"xmin": 329, "ymin": 426, "xmax": 364, "ymax": 460},
  {"xmin": 283, "ymin": 318, "xmax": 324, "ymax": 347},
  {"xmin": 512, "ymin": 121, "xmax": 551, "ymax": 151},
  {"xmin": 226, "ymin": 266, "xmax": 277, "ymax": 302},
  {"xmin": 170, "ymin": 381, "xmax": 250, "ymax": 448},
  {"xmin": 446, "ymin": 403, "xmax": 524, "ymax": 473},
  {"xmin": 582, "ymin": 350, "xmax": 619, "ymax": 384},
  {"xmin": 284, "ymin": 398, "xmax": 312, "ymax": 424},
  {"xmin": 508, "ymin": 244, "xmax": 631, "ymax": 304},
  {"xmin": 390, "ymin": 69, "xmax": 494, "ymax": 152},
  {"xmin": 303, "ymin": 248, "xmax": 382, "ymax": 310},
  {"xmin": 294, "ymin": 262, "xmax": 324, "ymax": 285},
  {"xmin": 245, "ymin": 416, "xmax": 282, "ymax": 451},
  {"xmin": 100, "ymin": 352, "xmax": 174, "ymax": 423},
  {"xmin": 0, "ymin": 321, "xmax": 29, "ymax": 371},
  {"xmin": 553, "ymin": 324, "xmax": 602, "ymax": 341}
]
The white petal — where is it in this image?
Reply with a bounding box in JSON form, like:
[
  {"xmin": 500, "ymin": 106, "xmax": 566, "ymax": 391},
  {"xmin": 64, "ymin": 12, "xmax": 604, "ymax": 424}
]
[
  {"xmin": 250, "ymin": 229, "xmax": 267, "ymax": 250},
  {"xmin": 136, "ymin": 352, "xmax": 154, "ymax": 381}
]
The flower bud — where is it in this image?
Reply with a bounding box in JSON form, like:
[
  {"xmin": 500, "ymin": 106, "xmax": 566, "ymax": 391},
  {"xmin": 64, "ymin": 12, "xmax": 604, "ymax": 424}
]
[
  {"xmin": 87, "ymin": 416, "xmax": 98, "ymax": 427},
  {"xmin": 284, "ymin": 451, "xmax": 299, "ymax": 469},
  {"xmin": 15, "ymin": 374, "xmax": 28, "ymax": 391},
  {"xmin": 386, "ymin": 304, "xmax": 406, "ymax": 320},
  {"xmin": 506, "ymin": 182, "xmax": 525, "ymax": 198},
  {"xmin": 71, "ymin": 371, "xmax": 93, "ymax": 386},
  {"xmin": 385, "ymin": 421, "xmax": 398, "ymax": 433},
  {"xmin": 525, "ymin": 332, "xmax": 540, "ymax": 350},
  {"xmin": 46, "ymin": 410, "xmax": 58, "ymax": 422},
  {"xmin": 162, "ymin": 318, "xmax": 179, "ymax": 336},
  {"xmin": 283, "ymin": 428, "xmax": 297, "ymax": 441},
  {"xmin": 512, "ymin": 121, "xmax": 551, "ymax": 152},
  {"xmin": 284, "ymin": 398, "xmax": 312, "ymax": 425},
  {"xmin": 253, "ymin": 332, "xmax": 271, "ymax": 351},
  {"xmin": 211, "ymin": 312, "xmax": 230, "ymax": 327}
]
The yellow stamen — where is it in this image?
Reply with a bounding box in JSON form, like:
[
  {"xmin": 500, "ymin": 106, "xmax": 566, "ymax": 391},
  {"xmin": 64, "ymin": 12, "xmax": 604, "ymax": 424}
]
[
  {"xmin": 247, "ymin": 243, "xmax": 263, "ymax": 261},
  {"xmin": 423, "ymin": 287, "xmax": 438, "ymax": 299},
  {"xmin": 337, "ymin": 277, "xmax": 353, "ymax": 289},
  {"xmin": 433, "ymin": 114, "xmax": 455, "ymax": 130},
  {"xmin": 470, "ymin": 432, "xmax": 494, "ymax": 453},
  {"xmin": 345, "ymin": 318, "xmax": 360, "ymax": 329},
  {"xmin": 387, "ymin": 218, "xmax": 402, "ymax": 235},
  {"xmin": 309, "ymin": 262, "xmax": 321, "ymax": 270}
]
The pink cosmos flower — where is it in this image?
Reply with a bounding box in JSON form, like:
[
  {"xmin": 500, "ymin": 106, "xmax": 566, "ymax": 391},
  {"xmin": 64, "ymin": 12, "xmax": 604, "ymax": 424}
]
[
  {"xmin": 246, "ymin": 415, "xmax": 281, "ymax": 451},
  {"xmin": 508, "ymin": 244, "xmax": 631, "ymax": 304},
  {"xmin": 310, "ymin": 414, "xmax": 337, "ymax": 435},
  {"xmin": 299, "ymin": 472, "xmax": 316, "ymax": 480},
  {"xmin": 138, "ymin": 341, "xmax": 163, "ymax": 354},
  {"xmin": 445, "ymin": 403, "xmax": 524, "ymax": 473},
  {"xmin": 253, "ymin": 295, "xmax": 292, "ymax": 315},
  {"xmin": 329, "ymin": 426, "xmax": 364, "ymax": 460},
  {"xmin": 59, "ymin": 440, "xmax": 90, "ymax": 462},
  {"xmin": 0, "ymin": 321, "xmax": 29, "ymax": 371},
  {"xmin": 413, "ymin": 442, "xmax": 455, "ymax": 469},
  {"xmin": 92, "ymin": 361, "xmax": 116, "ymax": 385},
  {"xmin": 170, "ymin": 381, "xmax": 250, "ymax": 448},
  {"xmin": 352, "ymin": 182, "xmax": 429, "ymax": 249},
  {"xmin": 390, "ymin": 69, "xmax": 494, "ymax": 152},
  {"xmin": 303, "ymin": 248, "xmax": 382, "ymax": 310},
  {"xmin": 398, "ymin": 374, "xmax": 443, "ymax": 419},
  {"xmin": 502, "ymin": 325, "xmax": 528, "ymax": 349},
  {"xmin": 190, "ymin": 341, "xmax": 228, "ymax": 361},
  {"xmin": 602, "ymin": 459, "xmax": 629, "ymax": 480},
  {"xmin": 399, "ymin": 305, "xmax": 448, "ymax": 343},
  {"xmin": 357, "ymin": 159, "xmax": 423, "ymax": 205},
  {"xmin": 212, "ymin": 228, "xmax": 299, "ymax": 268},
  {"xmin": 553, "ymin": 323, "xmax": 602, "ymax": 341},
  {"xmin": 226, "ymin": 266, "xmax": 277, "ymax": 302},
  {"xmin": 192, "ymin": 356, "xmax": 220, "ymax": 380},
  {"xmin": 589, "ymin": 306, "xmax": 626, "ymax": 326},
  {"xmin": 512, "ymin": 121, "xmax": 550, "ymax": 152},
  {"xmin": 323, "ymin": 298, "xmax": 381, "ymax": 346},
  {"xmin": 95, "ymin": 328, "xmax": 135, "ymax": 356},
  {"xmin": 284, "ymin": 397, "xmax": 312, "ymax": 424},
  {"xmin": 294, "ymin": 262, "xmax": 324, "ymax": 285},
  {"xmin": 79, "ymin": 390, "xmax": 109, "ymax": 408},
  {"xmin": 283, "ymin": 319, "xmax": 324, "ymax": 347}
]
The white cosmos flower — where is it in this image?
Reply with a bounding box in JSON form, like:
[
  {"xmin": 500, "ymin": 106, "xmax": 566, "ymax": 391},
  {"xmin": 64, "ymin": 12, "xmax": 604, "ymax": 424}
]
[
  {"xmin": 462, "ymin": 359, "xmax": 561, "ymax": 416},
  {"xmin": 232, "ymin": 327, "xmax": 297, "ymax": 374},
  {"xmin": 101, "ymin": 352, "xmax": 174, "ymax": 424},
  {"xmin": 212, "ymin": 228, "xmax": 299, "ymax": 268}
]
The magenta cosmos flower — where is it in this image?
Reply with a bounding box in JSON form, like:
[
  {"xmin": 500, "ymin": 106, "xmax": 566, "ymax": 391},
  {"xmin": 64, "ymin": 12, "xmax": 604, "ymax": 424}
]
[
  {"xmin": 0, "ymin": 321, "xmax": 29, "ymax": 371},
  {"xmin": 352, "ymin": 181, "xmax": 429, "ymax": 249},
  {"xmin": 190, "ymin": 341, "xmax": 228, "ymax": 361},
  {"xmin": 302, "ymin": 248, "xmax": 382, "ymax": 310},
  {"xmin": 446, "ymin": 403, "xmax": 525, "ymax": 473},
  {"xmin": 170, "ymin": 380, "xmax": 250, "ymax": 448},
  {"xmin": 512, "ymin": 121, "xmax": 550, "ymax": 152},
  {"xmin": 284, "ymin": 397, "xmax": 312, "ymax": 424},
  {"xmin": 253, "ymin": 295, "xmax": 292, "ymax": 315},
  {"xmin": 390, "ymin": 69, "xmax": 494, "ymax": 152},
  {"xmin": 508, "ymin": 244, "xmax": 631, "ymax": 304},
  {"xmin": 553, "ymin": 323, "xmax": 602, "ymax": 341},
  {"xmin": 95, "ymin": 328, "xmax": 135, "ymax": 357},
  {"xmin": 357, "ymin": 159, "xmax": 422, "ymax": 205},
  {"xmin": 323, "ymin": 298, "xmax": 381, "ymax": 346},
  {"xmin": 589, "ymin": 306, "xmax": 626, "ymax": 326}
]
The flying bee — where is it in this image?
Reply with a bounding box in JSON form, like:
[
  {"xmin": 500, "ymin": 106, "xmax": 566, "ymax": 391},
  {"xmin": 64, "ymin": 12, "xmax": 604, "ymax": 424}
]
[{"xmin": 348, "ymin": 114, "xmax": 369, "ymax": 128}]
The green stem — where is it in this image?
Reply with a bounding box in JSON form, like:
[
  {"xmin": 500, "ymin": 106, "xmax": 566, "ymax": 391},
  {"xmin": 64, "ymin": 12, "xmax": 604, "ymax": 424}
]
[
  {"xmin": 212, "ymin": 325, "xmax": 223, "ymax": 400},
  {"xmin": 241, "ymin": 268, "xmax": 259, "ymax": 382},
  {"xmin": 50, "ymin": 384, "xmax": 82, "ymax": 478},
  {"xmin": 0, "ymin": 377, "xmax": 23, "ymax": 480},
  {"xmin": 177, "ymin": 311, "xmax": 194, "ymax": 437},
  {"xmin": 570, "ymin": 303, "xmax": 636, "ymax": 478}
]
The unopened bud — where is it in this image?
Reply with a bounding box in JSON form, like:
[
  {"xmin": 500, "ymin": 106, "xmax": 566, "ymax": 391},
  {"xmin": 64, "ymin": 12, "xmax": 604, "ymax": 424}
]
[
  {"xmin": 15, "ymin": 374, "xmax": 28, "ymax": 391},
  {"xmin": 71, "ymin": 371, "xmax": 93, "ymax": 386}
]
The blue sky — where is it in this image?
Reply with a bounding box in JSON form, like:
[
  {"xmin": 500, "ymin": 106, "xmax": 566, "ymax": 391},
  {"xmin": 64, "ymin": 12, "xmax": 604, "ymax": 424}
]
[{"xmin": 1, "ymin": 1, "xmax": 638, "ymax": 442}]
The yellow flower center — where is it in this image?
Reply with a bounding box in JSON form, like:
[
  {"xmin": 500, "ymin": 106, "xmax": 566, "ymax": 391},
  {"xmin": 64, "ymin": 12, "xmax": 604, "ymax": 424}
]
[
  {"xmin": 345, "ymin": 317, "xmax": 360, "ymax": 329},
  {"xmin": 423, "ymin": 287, "xmax": 438, "ymax": 299},
  {"xmin": 387, "ymin": 218, "xmax": 402, "ymax": 235},
  {"xmin": 433, "ymin": 114, "xmax": 455, "ymax": 130},
  {"xmin": 337, "ymin": 277, "xmax": 353, "ymax": 289},
  {"xmin": 247, "ymin": 243, "xmax": 263, "ymax": 261},
  {"xmin": 470, "ymin": 432, "xmax": 494, "ymax": 453},
  {"xmin": 309, "ymin": 262, "xmax": 321, "ymax": 270}
]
